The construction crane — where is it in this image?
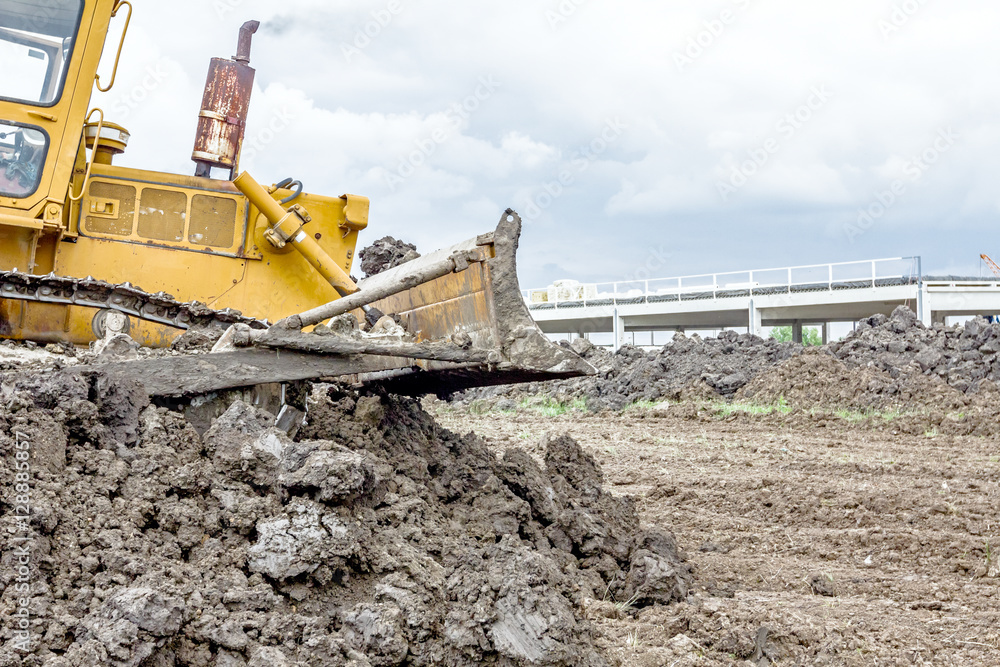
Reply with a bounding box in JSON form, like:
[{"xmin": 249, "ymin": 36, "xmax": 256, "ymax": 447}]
[{"xmin": 982, "ymin": 254, "xmax": 1000, "ymax": 279}]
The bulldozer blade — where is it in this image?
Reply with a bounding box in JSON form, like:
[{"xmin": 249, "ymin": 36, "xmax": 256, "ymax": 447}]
[
  {"xmin": 87, "ymin": 209, "xmax": 595, "ymax": 398},
  {"xmin": 349, "ymin": 208, "xmax": 596, "ymax": 395},
  {"xmin": 82, "ymin": 348, "xmax": 410, "ymax": 397}
]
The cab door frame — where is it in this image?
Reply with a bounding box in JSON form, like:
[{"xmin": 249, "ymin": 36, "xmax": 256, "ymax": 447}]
[{"xmin": 0, "ymin": 0, "xmax": 116, "ymax": 220}]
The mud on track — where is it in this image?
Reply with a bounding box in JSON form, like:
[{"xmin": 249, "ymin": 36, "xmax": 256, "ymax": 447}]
[{"xmin": 434, "ymin": 405, "xmax": 1000, "ymax": 666}]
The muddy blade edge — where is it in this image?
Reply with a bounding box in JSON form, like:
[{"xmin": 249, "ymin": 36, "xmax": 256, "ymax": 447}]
[
  {"xmin": 352, "ymin": 209, "xmax": 596, "ymax": 396},
  {"xmin": 92, "ymin": 210, "xmax": 595, "ymax": 398}
]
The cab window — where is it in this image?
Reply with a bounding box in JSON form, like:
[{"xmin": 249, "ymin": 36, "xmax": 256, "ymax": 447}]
[
  {"xmin": 0, "ymin": 123, "xmax": 47, "ymax": 198},
  {"xmin": 0, "ymin": 0, "xmax": 83, "ymax": 106}
]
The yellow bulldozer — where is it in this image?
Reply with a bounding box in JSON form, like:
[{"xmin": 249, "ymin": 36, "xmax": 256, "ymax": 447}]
[{"xmin": 0, "ymin": 1, "xmax": 592, "ymax": 405}]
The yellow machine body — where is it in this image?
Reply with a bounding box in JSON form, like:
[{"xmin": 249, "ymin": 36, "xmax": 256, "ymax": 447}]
[{"xmin": 0, "ymin": 0, "xmax": 369, "ymax": 346}]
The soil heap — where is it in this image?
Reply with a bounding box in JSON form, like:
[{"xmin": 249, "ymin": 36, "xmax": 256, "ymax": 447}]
[
  {"xmin": 456, "ymin": 307, "xmax": 1000, "ymax": 415},
  {"xmin": 738, "ymin": 308, "xmax": 1000, "ymax": 434},
  {"xmin": 829, "ymin": 306, "xmax": 1000, "ymax": 393},
  {"xmin": 455, "ymin": 333, "xmax": 800, "ymax": 411},
  {"xmin": 357, "ymin": 237, "xmax": 420, "ymax": 277},
  {"xmin": 0, "ymin": 359, "xmax": 691, "ymax": 666},
  {"xmin": 737, "ymin": 350, "xmax": 974, "ymax": 413},
  {"xmin": 741, "ymin": 307, "xmax": 1000, "ymax": 407}
]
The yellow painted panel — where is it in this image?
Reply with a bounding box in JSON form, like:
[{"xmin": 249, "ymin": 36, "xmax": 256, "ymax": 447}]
[
  {"xmin": 190, "ymin": 195, "xmax": 236, "ymax": 248},
  {"xmin": 80, "ymin": 175, "xmax": 247, "ymax": 256},
  {"xmin": 0, "ymin": 301, "xmax": 181, "ymax": 348},
  {"xmin": 0, "ymin": 226, "xmax": 38, "ymax": 271},
  {"xmin": 47, "ymin": 229, "xmax": 351, "ymax": 344},
  {"xmin": 85, "ymin": 181, "xmax": 136, "ymax": 236},
  {"xmin": 137, "ymin": 188, "xmax": 186, "ymax": 243}
]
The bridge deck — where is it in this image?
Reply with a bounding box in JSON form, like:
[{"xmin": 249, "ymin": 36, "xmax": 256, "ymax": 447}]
[{"xmin": 523, "ymin": 259, "xmax": 1000, "ymax": 347}]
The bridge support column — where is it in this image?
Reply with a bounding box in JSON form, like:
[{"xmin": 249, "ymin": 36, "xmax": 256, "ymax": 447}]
[
  {"xmin": 792, "ymin": 322, "xmax": 803, "ymax": 344},
  {"xmin": 748, "ymin": 300, "xmax": 763, "ymax": 338},
  {"xmin": 821, "ymin": 323, "xmax": 829, "ymax": 345},
  {"xmin": 918, "ymin": 283, "xmax": 932, "ymax": 326},
  {"xmin": 613, "ymin": 308, "xmax": 626, "ymax": 352}
]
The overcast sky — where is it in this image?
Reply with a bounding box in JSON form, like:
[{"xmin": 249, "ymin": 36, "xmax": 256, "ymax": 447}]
[{"xmin": 96, "ymin": 0, "xmax": 1000, "ymax": 288}]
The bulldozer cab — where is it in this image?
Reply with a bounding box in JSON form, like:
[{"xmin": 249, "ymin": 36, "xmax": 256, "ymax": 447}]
[{"xmin": 0, "ymin": 0, "xmax": 112, "ymax": 220}]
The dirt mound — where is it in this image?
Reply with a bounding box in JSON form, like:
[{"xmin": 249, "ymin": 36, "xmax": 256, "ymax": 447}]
[
  {"xmin": 729, "ymin": 307, "xmax": 1000, "ymax": 435},
  {"xmin": 0, "ymin": 365, "xmax": 690, "ymax": 666},
  {"xmin": 358, "ymin": 237, "xmax": 420, "ymax": 277},
  {"xmin": 456, "ymin": 332, "xmax": 800, "ymax": 410},
  {"xmin": 458, "ymin": 306, "xmax": 1000, "ymax": 417},
  {"xmin": 736, "ymin": 347, "xmax": 1000, "ymax": 437},
  {"xmin": 831, "ymin": 306, "xmax": 1000, "ymax": 393},
  {"xmin": 737, "ymin": 350, "xmax": 970, "ymax": 412}
]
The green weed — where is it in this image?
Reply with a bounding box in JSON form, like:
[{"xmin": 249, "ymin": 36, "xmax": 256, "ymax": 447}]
[
  {"xmin": 466, "ymin": 400, "xmax": 492, "ymax": 416},
  {"xmin": 625, "ymin": 399, "xmax": 663, "ymax": 411},
  {"xmin": 834, "ymin": 408, "xmax": 905, "ymax": 423},
  {"xmin": 711, "ymin": 396, "xmax": 791, "ymax": 417},
  {"xmin": 614, "ymin": 591, "xmax": 642, "ymax": 613},
  {"xmin": 515, "ymin": 395, "xmax": 588, "ymax": 417}
]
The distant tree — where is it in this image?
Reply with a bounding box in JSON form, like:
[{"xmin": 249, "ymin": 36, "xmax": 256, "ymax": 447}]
[
  {"xmin": 769, "ymin": 326, "xmax": 793, "ymax": 342},
  {"xmin": 769, "ymin": 326, "xmax": 823, "ymax": 346}
]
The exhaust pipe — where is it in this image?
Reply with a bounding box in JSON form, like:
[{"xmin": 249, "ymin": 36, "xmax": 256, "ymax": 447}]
[{"xmin": 192, "ymin": 20, "xmax": 260, "ymax": 179}]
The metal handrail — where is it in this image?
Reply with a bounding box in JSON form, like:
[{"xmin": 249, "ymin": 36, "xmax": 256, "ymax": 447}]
[{"xmin": 523, "ymin": 256, "xmax": 921, "ymax": 307}]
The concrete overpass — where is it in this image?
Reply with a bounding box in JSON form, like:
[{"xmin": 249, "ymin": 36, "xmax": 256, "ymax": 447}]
[{"xmin": 523, "ymin": 257, "xmax": 1000, "ymax": 350}]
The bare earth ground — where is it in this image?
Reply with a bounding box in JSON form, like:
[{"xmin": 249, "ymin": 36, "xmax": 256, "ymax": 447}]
[{"xmin": 431, "ymin": 403, "xmax": 1000, "ymax": 666}]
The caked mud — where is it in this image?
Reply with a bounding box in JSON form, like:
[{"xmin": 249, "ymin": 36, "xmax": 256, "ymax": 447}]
[
  {"xmin": 0, "ymin": 360, "xmax": 689, "ymax": 666},
  {"xmin": 357, "ymin": 237, "xmax": 420, "ymax": 277},
  {"xmin": 440, "ymin": 405, "xmax": 1000, "ymax": 666},
  {"xmin": 457, "ymin": 307, "xmax": 1000, "ymax": 421}
]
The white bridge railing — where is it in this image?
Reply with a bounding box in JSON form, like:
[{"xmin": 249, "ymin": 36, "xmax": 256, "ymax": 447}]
[{"xmin": 523, "ymin": 257, "xmax": 921, "ymax": 307}]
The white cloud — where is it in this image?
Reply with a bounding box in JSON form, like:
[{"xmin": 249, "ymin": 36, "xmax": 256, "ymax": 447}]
[
  {"xmin": 76, "ymin": 0, "xmax": 1000, "ymax": 285},
  {"xmin": 500, "ymin": 132, "xmax": 560, "ymax": 169}
]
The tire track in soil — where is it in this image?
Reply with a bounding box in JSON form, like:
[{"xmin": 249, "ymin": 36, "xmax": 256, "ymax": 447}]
[{"xmin": 435, "ymin": 406, "xmax": 1000, "ymax": 666}]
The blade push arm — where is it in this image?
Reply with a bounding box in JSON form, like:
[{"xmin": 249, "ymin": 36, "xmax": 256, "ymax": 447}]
[{"xmin": 234, "ymin": 170, "xmax": 361, "ymax": 297}]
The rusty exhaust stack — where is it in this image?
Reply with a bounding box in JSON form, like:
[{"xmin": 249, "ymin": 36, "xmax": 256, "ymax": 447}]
[{"xmin": 192, "ymin": 20, "xmax": 260, "ymax": 179}]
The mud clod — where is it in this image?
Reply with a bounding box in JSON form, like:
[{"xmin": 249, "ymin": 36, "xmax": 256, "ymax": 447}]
[
  {"xmin": 457, "ymin": 307, "xmax": 1000, "ymax": 430},
  {"xmin": 169, "ymin": 327, "xmax": 225, "ymax": 353},
  {"xmin": 808, "ymin": 574, "xmax": 836, "ymax": 597},
  {"xmin": 0, "ymin": 358, "xmax": 687, "ymax": 666},
  {"xmin": 456, "ymin": 330, "xmax": 800, "ymax": 410},
  {"xmin": 358, "ymin": 237, "xmax": 420, "ymax": 277}
]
